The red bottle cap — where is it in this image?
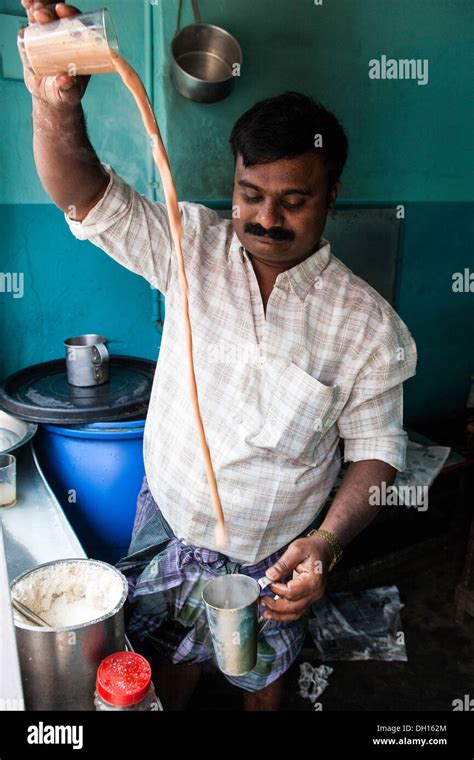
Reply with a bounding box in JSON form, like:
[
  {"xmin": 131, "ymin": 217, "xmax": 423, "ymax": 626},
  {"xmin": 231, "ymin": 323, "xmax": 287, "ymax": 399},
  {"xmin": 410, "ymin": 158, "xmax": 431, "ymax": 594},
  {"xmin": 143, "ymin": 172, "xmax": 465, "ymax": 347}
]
[{"xmin": 96, "ymin": 651, "xmax": 152, "ymax": 707}]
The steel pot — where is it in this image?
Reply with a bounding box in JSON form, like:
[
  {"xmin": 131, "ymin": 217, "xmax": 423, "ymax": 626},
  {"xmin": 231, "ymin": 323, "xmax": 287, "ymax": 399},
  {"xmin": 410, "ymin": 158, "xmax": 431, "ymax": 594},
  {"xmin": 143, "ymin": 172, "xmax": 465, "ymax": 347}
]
[
  {"xmin": 171, "ymin": 0, "xmax": 242, "ymax": 103},
  {"xmin": 11, "ymin": 558, "xmax": 128, "ymax": 711}
]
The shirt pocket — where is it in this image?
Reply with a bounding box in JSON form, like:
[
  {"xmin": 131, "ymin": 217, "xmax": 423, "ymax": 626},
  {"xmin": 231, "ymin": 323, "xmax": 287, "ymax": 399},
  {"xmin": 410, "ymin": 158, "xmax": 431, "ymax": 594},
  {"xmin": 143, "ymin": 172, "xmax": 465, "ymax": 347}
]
[{"xmin": 246, "ymin": 361, "xmax": 338, "ymax": 466}]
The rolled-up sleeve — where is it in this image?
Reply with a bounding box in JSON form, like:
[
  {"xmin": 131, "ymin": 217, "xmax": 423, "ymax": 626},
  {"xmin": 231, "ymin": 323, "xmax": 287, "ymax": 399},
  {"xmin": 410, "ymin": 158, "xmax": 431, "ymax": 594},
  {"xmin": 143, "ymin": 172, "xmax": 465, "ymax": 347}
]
[
  {"xmin": 337, "ymin": 313, "xmax": 417, "ymax": 471},
  {"xmin": 64, "ymin": 163, "xmax": 187, "ymax": 294}
]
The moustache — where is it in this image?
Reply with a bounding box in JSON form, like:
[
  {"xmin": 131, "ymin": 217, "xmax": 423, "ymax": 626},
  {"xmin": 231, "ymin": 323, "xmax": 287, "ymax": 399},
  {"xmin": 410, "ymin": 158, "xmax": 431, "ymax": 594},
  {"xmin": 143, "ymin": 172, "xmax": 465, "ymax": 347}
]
[{"xmin": 244, "ymin": 223, "xmax": 295, "ymax": 242}]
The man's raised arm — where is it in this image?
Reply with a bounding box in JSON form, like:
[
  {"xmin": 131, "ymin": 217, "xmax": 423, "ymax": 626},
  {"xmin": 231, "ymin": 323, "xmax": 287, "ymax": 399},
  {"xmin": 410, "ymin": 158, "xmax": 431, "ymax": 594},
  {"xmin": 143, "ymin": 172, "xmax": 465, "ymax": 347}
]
[{"xmin": 22, "ymin": 1, "xmax": 108, "ymax": 220}]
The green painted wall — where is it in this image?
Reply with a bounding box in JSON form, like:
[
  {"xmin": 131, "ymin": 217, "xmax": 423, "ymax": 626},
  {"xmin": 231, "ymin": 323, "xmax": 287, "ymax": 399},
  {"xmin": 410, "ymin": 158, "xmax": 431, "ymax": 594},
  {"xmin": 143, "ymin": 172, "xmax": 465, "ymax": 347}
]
[
  {"xmin": 0, "ymin": 204, "xmax": 159, "ymax": 374},
  {"xmin": 154, "ymin": 0, "xmax": 473, "ymax": 203},
  {"xmin": 396, "ymin": 202, "xmax": 474, "ymax": 422},
  {"xmin": 1, "ymin": 0, "xmax": 472, "ymax": 422}
]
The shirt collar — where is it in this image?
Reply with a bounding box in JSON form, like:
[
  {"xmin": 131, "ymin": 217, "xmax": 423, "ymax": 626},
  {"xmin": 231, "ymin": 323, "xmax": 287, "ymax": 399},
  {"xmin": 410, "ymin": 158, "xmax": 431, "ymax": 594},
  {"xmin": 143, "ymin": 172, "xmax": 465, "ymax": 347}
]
[
  {"xmin": 286, "ymin": 239, "xmax": 331, "ymax": 301},
  {"xmin": 236, "ymin": 238, "xmax": 331, "ymax": 302}
]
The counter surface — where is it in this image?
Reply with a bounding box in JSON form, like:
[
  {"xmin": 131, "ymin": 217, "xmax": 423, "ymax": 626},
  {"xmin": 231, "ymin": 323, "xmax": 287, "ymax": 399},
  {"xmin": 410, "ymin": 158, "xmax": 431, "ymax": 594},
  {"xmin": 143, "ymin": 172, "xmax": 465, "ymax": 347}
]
[
  {"xmin": 2, "ymin": 442, "xmax": 85, "ymax": 584},
  {"xmin": 0, "ymin": 442, "xmax": 86, "ymax": 711}
]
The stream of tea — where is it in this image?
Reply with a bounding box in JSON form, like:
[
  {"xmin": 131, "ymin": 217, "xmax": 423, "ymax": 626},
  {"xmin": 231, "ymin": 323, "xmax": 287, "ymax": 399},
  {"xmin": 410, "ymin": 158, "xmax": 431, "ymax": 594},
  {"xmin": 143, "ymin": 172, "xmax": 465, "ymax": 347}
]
[{"xmin": 111, "ymin": 53, "xmax": 228, "ymax": 547}]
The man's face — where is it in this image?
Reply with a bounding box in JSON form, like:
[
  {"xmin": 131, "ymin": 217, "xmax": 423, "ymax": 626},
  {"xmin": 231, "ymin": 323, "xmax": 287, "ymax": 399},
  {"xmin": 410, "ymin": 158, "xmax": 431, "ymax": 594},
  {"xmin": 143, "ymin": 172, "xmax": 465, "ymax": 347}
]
[{"xmin": 232, "ymin": 151, "xmax": 339, "ymax": 270}]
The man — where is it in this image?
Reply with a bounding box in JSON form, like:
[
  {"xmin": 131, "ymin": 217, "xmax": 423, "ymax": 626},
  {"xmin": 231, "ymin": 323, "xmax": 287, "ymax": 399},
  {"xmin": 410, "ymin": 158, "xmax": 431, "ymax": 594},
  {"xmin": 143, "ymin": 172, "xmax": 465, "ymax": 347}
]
[{"xmin": 22, "ymin": 1, "xmax": 417, "ymax": 712}]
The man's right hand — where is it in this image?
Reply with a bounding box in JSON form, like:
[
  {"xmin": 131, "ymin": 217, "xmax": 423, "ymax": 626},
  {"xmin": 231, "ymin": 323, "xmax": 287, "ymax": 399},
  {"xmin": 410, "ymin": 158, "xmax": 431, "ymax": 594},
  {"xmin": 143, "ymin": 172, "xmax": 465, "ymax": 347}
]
[{"xmin": 21, "ymin": 1, "xmax": 89, "ymax": 108}]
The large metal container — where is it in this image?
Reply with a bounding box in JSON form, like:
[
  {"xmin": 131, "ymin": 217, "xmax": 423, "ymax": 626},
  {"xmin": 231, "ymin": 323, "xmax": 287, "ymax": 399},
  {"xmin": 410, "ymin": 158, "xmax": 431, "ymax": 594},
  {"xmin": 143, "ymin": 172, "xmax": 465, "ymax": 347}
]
[{"xmin": 11, "ymin": 558, "xmax": 128, "ymax": 711}]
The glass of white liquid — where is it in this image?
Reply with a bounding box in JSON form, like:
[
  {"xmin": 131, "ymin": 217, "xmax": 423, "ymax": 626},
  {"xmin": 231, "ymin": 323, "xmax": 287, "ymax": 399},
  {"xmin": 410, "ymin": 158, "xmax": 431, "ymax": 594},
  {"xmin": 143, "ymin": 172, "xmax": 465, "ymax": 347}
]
[{"xmin": 0, "ymin": 454, "xmax": 16, "ymax": 508}]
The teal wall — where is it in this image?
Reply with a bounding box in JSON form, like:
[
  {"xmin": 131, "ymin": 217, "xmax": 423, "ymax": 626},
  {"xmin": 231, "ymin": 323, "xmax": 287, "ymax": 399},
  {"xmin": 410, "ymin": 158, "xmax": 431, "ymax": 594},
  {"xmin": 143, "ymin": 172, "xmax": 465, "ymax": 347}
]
[
  {"xmin": 397, "ymin": 203, "xmax": 473, "ymax": 421},
  {"xmin": 154, "ymin": 0, "xmax": 472, "ymax": 203},
  {"xmin": 1, "ymin": 0, "xmax": 473, "ymax": 423},
  {"xmin": 0, "ymin": 204, "xmax": 159, "ymax": 368}
]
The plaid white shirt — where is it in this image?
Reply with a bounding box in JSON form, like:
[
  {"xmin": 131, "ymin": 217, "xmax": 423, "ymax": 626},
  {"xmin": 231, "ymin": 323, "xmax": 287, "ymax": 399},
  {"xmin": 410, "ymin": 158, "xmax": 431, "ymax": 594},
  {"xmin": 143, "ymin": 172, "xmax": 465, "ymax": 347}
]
[{"xmin": 66, "ymin": 165, "xmax": 417, "ymax": 563}]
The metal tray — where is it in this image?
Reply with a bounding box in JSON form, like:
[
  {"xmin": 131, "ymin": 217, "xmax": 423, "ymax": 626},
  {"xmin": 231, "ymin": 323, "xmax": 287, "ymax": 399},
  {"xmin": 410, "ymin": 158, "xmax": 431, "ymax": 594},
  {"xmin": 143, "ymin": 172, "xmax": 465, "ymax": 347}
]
[{"xmin": 0, "ymin": 410, "xmax": 37, "ymax": 454}]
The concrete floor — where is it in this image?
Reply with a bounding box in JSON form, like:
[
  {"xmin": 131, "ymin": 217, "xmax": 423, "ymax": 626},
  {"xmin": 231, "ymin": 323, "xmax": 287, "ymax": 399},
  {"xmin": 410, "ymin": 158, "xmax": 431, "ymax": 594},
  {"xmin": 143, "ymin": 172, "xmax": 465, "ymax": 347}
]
[{"xmin": 187, "ymin": 554, "xmax": 474, "ymax": 711}]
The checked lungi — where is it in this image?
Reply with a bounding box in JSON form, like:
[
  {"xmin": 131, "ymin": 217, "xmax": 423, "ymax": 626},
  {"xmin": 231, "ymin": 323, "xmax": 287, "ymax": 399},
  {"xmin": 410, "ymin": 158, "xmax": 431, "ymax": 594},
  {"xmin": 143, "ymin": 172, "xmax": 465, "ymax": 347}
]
[{"xmin": 116, "ymin": 476, "xmax": 321, "ymax": 692}]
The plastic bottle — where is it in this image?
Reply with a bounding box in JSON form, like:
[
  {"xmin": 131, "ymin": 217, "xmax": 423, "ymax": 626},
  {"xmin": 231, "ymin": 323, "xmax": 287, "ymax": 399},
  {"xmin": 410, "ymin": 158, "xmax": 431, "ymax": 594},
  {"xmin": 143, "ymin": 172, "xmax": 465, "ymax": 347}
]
[{"xmin": 94, "ymin": 651, "xmax": 162, "ymax": 711}]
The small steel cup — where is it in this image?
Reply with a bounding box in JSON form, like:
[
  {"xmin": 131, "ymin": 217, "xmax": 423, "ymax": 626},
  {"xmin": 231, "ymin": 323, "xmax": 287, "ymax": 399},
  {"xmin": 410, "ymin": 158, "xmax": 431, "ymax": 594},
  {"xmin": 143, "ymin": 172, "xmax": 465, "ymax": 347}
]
[
  {"xmin": 64, "ymin": 334, "xmax": 109, "ymax": 387},
  {"xmin": 202, "ymin": 574, "xmax": 273, "ymax": 676}
]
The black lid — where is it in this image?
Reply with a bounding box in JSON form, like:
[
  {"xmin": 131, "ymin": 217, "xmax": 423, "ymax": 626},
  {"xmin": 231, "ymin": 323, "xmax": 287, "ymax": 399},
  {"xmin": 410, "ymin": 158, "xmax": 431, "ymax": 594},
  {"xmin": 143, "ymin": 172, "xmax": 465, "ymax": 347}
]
[{"xmin": 0, "ymin": 356, "xmax": 156, "ymax": 424}]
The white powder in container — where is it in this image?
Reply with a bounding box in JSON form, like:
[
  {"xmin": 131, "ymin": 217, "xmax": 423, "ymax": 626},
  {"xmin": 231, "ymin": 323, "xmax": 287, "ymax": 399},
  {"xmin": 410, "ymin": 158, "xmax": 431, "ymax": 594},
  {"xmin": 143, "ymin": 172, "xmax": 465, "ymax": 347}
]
[{"xmin": 12, "ymin": 560, "xmax": 125, "ymax": 628}]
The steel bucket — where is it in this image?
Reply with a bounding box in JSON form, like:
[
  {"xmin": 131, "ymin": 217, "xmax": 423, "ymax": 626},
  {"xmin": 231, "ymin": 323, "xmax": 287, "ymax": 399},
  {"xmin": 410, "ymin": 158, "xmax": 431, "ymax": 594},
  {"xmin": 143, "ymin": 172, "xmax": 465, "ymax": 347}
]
[
  {"xmin": 11, "ymin": 558, "xmax": 128, "ymax": 711},
  {"xmin": 171, "ymin": 0, "xmax": 242, "ymax": 103}
]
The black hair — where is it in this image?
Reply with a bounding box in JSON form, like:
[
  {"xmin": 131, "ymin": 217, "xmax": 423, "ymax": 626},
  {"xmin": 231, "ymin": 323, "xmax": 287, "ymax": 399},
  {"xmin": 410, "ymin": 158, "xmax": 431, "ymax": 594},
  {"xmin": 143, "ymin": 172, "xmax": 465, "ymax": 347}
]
[{"xmin": 229, "ymin": 92, "xmax": 348, "ymax": 198}]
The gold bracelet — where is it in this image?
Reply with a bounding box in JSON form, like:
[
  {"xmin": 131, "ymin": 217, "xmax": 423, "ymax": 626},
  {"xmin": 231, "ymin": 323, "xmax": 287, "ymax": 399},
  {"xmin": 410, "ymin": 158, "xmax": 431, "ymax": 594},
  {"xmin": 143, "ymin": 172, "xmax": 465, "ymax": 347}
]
[{"xmin": 307, "ymin": 528, "xmax": 343, "ymax": 572}]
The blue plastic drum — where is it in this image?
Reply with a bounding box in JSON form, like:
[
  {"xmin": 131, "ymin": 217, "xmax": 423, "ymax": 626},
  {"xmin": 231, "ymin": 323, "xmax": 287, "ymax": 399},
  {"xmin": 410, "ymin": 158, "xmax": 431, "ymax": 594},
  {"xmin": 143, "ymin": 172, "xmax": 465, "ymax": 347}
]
[{"xmin": 34, "ymin": 419, "xmax": 145, "ymax": 564}]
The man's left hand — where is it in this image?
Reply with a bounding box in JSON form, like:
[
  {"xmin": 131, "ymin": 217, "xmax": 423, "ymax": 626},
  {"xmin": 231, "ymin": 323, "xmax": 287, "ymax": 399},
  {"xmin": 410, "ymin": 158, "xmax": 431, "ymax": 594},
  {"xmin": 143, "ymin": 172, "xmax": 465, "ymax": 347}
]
[{"xmin": 261, "ymin": 536, "xmax": 333, "ymax": 621}]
